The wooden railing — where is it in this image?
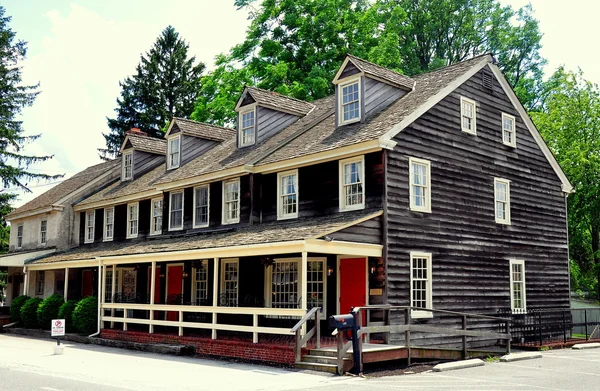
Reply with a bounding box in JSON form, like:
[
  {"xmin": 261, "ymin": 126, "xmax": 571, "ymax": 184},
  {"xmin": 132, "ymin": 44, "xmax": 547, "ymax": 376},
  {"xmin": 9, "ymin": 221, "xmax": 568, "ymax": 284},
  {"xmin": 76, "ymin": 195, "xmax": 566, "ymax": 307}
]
[
  {"xmin": 291, "ymin": 307, "xmax": 321, "ymax": 363},
  {"xmin": 334, "ymin": 305, "xmax": 512, "ymax": 375},
  {"xmin": 101, "ymin": 303, "xmax": 304, "ymax": 343}
]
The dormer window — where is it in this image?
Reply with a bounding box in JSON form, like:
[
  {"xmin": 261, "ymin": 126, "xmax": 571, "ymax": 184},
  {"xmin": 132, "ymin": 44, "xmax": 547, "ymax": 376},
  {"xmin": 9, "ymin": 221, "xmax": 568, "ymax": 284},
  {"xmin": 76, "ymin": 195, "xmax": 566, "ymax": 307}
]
[
  {"xmin": 339, "ymin": 78, "xmax": 361, "ymax": 125},
  {"xmin": 122, "ymin": 151, "xmax": 133, "ymax": 180},
  {"xmin": 167, "ymin": 136, "xmax": 181, "ymax": 169},
  {"xmin": 239, "ymin": 108, "xmax": 256, "ymax": 147}
]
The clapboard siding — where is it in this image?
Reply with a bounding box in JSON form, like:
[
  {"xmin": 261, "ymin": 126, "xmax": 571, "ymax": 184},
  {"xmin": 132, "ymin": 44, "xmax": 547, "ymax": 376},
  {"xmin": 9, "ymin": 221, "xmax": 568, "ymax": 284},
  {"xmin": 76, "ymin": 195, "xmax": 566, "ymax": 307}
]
[
  {"xmin": 363, "ymin": 77, "xmax": 407, "ymax": 118},
  {"xmin": 181, "ymin": 135, "xmax": 218, "ymax": 166},
  {"xmin": 323, "ymin": 215, "xmax": 382, "ymax": 245},
  {"xmin": 133, "ymin": 151, "xmax": 163, "ymax": 179},
  {"xmin": 259, "ymin": 152, "xmax": 384, "ymax": 222},
  {"xmin": 385, "ymin": 69, "xmax": 569, "ymax": 345},
  {"xmin": 256, "ymin": 107, "xmax": 299, "ymax": 143},
  {"xmin": 339, "ymin": 61, "xmax": 360, "ymax": 79}
]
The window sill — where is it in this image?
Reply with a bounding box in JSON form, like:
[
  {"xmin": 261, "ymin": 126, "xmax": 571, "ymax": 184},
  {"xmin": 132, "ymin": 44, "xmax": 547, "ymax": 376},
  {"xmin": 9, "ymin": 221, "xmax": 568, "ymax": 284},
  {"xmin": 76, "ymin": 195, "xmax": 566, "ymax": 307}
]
[
  {"xmin": 222, "ymin": 220, "xmax": 240, "ymax": 225},
  {"xmin": 193, "ymin": 223, "xmax": 210, "ymax": 229},
  {"xmin": 502, "ymin": 142, "xmax": 517, "ymax": 148},
  {"xmin": 410, "ymin": 207, "xmax": 432, "ymax": 214},
  {"xmin": 461, "ymin": 128, "xmax": 477, "ymax": 135},
  {"xmin": 511, "ymin": 308, "xmax": 527, "ymax": 315},
  {"xmin": 277, "ymin": 214, "xmax": 298, "ymax": 221},
  {"xmin": 103, "ymin": 238, "xmax": 113, "ymax": 242},
  {"xmin": 84, "ymin": 240, "xmax": 94, "ymax": 244},
  {"xmin": 168, "ymin": 227, "xmax": 184, "ymax": 232},
  {"xmin": 126, "ymin": 235, "xmax": 138, "ymax": 240},
  {"xmin": 495, "ymin": 220, "xmax": 511, "ymax": 225},
  {"xmin": 340, "ymin": 204, "xmax": 365, "ymax": 213},
  {"xmin": 167, "ymin": 165, "xmax": 180, "ymax": 170},
  {"xmin": 149, "ymin": 231, "xmax": 162, "ymax": 236},
  {"xmin": 411, "ymin": 310, "xmax": 433, "ymax": 319},
  {"xmin": 339, "ymin": 117, "xmax": 361, "ymax": 126}
]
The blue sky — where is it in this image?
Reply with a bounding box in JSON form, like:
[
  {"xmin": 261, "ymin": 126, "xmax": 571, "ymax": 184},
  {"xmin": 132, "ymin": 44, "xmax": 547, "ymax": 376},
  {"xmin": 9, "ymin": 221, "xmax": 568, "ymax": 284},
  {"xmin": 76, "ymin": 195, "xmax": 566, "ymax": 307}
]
[{"xmin": 3, "ymin": 0, "xmax": 600, "ymax": 207}]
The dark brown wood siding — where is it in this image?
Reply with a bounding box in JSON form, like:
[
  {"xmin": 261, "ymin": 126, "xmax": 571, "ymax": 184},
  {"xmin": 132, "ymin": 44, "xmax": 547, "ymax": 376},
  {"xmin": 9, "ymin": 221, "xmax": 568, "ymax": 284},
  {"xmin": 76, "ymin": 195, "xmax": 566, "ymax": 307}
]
[
  {"xmin": 181, "ymin": 135, "xmax": 218, "ymax": 167},
  {"xmin": 385, "ymin": 69, "xmax": 570, "ymax": 338},
  {"xmin": 133, "ymin": 151, "xmax": 163, "ymax": 179},
  {"xmin": 323, "ymin": 215, "xmax": 382, "ymax": 245},
  {"xmin": 256, "ymin": 107, "xmax": 299, "ymax": 143}
]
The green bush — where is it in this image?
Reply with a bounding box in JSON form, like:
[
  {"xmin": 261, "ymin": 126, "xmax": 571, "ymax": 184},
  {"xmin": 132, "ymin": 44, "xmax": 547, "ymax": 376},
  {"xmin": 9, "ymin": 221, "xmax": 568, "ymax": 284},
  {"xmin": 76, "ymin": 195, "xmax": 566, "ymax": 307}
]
[
  {"xmin": 73, "ymin": 296, "xmax": 97, "ymax": 335},
  {"xmin": 20, "ymin": 297, "xmax": 43, "ymax": 328},
  {"xmin": 58, "ymin": 300, "xmax": 79, "ymax": 333},
  {"xmin": 10, "ymin": 295, "xmax": 30, "ymax": 323},
  {"xmin": 37, "ymin": 294, "xmax": 64, "ymax": 330}
]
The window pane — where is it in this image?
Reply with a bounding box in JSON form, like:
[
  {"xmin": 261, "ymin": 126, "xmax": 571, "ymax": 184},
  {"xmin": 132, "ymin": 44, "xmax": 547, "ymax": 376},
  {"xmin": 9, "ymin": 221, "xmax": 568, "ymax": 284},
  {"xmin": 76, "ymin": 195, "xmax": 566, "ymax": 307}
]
[{"xmin": 195, "ymin": 187, "xmax": 209, "ymax": 225}]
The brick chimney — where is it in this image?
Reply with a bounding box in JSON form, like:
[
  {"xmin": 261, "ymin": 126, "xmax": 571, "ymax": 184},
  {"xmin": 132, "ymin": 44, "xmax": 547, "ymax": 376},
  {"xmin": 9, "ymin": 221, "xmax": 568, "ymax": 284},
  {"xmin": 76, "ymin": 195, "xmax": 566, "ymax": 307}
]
[{"xmin": 126, "ymin": 127, "xmax": 148, "ymax": 136}]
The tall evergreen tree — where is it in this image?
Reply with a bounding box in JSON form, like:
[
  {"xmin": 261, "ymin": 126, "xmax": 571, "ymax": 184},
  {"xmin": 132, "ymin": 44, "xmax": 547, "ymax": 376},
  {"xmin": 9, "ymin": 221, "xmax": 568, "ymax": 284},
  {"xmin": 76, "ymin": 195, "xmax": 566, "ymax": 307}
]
[
  {"xmin": 0, "ymin": 6, "xmax": 60, "ymax": 192},
  {"xmin": 102, "ymin": 26, "xmax": 206, "ymax": 158},
  {"xmin": 193, "ymin": 0, "xmax": 546, "ymax": 125}
]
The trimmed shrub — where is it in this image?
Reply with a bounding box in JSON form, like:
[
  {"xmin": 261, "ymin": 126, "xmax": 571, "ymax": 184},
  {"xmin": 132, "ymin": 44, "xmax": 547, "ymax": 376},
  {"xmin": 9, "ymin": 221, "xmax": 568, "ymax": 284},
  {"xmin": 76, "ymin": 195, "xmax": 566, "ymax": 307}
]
[
  {"xmin": 10, "ymin": 295, "xmax": 30, "ymax": 323},
  {"xmin": 73, "ymin": 296, "xmax": 97, "ymax": 335},
  {"xmin": 37, "ymin": 294, "xmax": 64, "ymax": 330},
  {"xmin": 58, "ymin": 300, "xmax": 79, "ymax": 333},
  {"xmin": 20, "ymin": 297, "xmax": 43, "ymax": 328}
]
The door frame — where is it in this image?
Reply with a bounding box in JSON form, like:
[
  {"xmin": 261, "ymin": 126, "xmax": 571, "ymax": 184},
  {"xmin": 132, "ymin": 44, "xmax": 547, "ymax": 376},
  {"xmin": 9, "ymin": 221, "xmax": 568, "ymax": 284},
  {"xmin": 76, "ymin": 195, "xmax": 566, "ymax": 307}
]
[
  {"xmin": 336, "ymin": 256, "xmax": 368, "ymax": 315},
  {"xmin": 165, "ymin": 263, "xmax": 185, "ymax": 301}
]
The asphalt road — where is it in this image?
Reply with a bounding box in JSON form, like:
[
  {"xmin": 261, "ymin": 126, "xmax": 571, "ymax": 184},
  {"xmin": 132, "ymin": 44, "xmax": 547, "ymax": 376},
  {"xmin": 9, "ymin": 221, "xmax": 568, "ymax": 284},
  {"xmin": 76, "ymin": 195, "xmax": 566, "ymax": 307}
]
[{"xmin": 2, "ymin": 334, "xmax": 600, "ymax": 391}]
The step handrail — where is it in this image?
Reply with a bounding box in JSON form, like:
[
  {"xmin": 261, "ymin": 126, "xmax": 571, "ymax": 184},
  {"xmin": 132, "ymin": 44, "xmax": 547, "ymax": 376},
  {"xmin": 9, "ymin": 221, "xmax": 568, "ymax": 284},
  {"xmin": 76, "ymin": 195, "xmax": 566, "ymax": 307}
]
[{"xmin": 291, "ymin": 307, "xmax": 321, "ymax": 363}]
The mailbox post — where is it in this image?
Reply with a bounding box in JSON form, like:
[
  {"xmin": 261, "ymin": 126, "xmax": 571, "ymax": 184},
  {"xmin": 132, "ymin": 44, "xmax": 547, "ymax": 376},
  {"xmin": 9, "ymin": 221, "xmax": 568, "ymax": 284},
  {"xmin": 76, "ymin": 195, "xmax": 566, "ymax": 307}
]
[{"xmin": 328, "ymin": 311, "xmax": 361, "ymax": 375}]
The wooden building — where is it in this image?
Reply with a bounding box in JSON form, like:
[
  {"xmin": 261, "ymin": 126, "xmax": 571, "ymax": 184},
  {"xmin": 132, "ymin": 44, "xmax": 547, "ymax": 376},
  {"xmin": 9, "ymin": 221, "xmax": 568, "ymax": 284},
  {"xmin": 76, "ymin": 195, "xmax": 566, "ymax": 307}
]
[{"xmin": 19, "ymin": 53, "xmax": 572, "ymax": 365}]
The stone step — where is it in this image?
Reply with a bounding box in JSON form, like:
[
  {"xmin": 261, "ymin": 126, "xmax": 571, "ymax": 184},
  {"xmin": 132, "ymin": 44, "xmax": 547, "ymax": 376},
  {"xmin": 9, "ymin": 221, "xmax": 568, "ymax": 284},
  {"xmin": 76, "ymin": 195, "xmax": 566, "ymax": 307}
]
[
  {"xmin": 295, "ymin": 361, "xmax": 338, "ymax": 374},
  {"xmin": 302, "ymin": 354, "xmax": 352, "ymax": 365}
]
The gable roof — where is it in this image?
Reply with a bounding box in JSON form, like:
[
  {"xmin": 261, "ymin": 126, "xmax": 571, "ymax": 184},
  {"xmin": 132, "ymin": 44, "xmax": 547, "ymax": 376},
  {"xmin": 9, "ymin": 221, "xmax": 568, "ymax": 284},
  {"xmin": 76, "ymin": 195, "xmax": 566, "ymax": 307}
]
[
  {"xmin": 165, "ymin": 117, "xmax": 235, "ymax": 141},
  {"xmin": 235, "ymin": 86, "xmax": 315, "ymax": 116},
  {"xmin": 121, "ymin": 133, "xmax": 167, "ymax": 155},
  {"xmin": 334, "ymin": 55, "xmax": 415, "ymax": 91},
  {"xmin": 6, "ymin": 159, "xmax": 120, "ymax": 220}
]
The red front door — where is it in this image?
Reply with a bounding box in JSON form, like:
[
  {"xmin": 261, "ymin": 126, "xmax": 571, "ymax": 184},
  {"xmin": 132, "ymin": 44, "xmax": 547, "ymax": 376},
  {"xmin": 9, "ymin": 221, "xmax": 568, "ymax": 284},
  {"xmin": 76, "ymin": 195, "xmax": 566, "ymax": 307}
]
[
  {"xmin": 167, "ymin": 265, "xmax": 183, "ymax": 321},
  {"xmin": 339, "ymin": 257, "xmax": 367, "ymax": 317},
  {"xmin": 81, "ymin": 270, "xmax": 93, "ymax": 297}
]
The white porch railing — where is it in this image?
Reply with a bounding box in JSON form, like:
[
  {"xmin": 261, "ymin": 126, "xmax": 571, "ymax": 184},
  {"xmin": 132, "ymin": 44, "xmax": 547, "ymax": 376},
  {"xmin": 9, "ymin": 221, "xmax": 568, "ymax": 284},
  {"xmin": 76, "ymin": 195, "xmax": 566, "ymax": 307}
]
[{"xmin": 101, "ymin": 303, "xmax": 305, "ymax": 343}]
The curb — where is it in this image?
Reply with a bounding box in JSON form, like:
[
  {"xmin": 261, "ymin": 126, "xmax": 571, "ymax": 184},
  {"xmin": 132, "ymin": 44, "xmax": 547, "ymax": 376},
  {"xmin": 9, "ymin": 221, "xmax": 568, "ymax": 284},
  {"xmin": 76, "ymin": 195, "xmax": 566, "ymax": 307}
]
[
  {"xmin": 432, "ymin": 359, "xmax": 485, "ymax": 372},
  {"xmin": 572, "ymin": 343, "xmax": 600, "ymax": 350},
  {"xmin": 500, "ymin": 352, "xmax": 542, "ymax": 362}
]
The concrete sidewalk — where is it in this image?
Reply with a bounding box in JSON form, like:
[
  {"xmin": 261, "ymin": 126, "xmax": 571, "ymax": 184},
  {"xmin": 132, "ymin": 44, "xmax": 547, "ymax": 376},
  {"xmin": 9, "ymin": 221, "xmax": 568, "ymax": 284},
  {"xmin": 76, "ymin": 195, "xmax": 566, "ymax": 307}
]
[{"xmin": 0, "ymin": 334, "xmax": 359, "ymax": 391}]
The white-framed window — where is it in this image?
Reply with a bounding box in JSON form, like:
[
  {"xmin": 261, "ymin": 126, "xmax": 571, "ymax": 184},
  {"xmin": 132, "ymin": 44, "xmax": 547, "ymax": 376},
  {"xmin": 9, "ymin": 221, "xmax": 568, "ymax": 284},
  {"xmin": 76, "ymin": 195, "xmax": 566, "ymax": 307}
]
[
  {"xmin": 122, "ymin": 150, "xmax": 133, "ymax": 180},
  {"xmin": 239, "ymin": 108, "xmax": 256, "ymax": 147},
  {"xmin": 339, "ymin": 78, "xmax": 361, "ymax": 125},
  {"xmin": 105, "ymin": 269, "xmax": 122, "ymax": 303},
  {"xmin": 16, "ymin": 224, "xmax": 23, "ymax": 248},
  {"xmin": 36, "ymin": 271, "xmax": 45, "ymax": 296},
  {"xmin": 192, "ymin": 260, "xmax": 209, "ymax": 305},
  {"xmin": 502, "ymin": 113, "xmax": 516, "ymax": 147},
  {"xmin": 222, "ymin": 178, "xmax": 240, "ymax": 224},
  {"xmin": 339, "ymin": 156, "xmax": 365, "ymax": 211},
  {"xmin": 126, "ymin": 202, "xmax": 139, "ymax": 239},
  {"xmin": 409, "ymin": 157, "xmax": 431, "ymax": 213},
  {"xmin": 167, "ymin": 136, "xmax": 181, "ymax": 169},
  {"xmin": 265, "ymin": 258, "xmax": 326, "ymax": 318},
  {"xmin": 494, "ymin": 178, "xmax": 511, "ymax": 225},
  {"xmin": 193, "ymin": 185, "xmax": 210, "ymax": 228},
  {"xmin": 220, "ymin": 259, "xmax": 239, "ymax": 307},
  {"xmin": 277, "ymin": 170, "xmax": 298, "ymax": 220},
  {"xmin": 460, "ymin": 96, "xmax": 476, "ymax": 134},
  {"xmin": 40, "ymin": 220, "xmax": 47, "ymax": 245},
  {"xmin": 169, "ymin": 191, "xmax": 184, "ymax": 231},
  {"xmin": 104, "ymin": 207, "xmax": 114, "ymax": 242},
  {"xmin": 509, "ymin": 259, "xmax": 527, "ymax": 313},
  {"xmin": 85, "ymin": 210, "xmax": 95, "ymax": 243},
  {"xmin": 410, "ymin": 252, "xmax": 433, "ymax": 318},
  {"xmin": 150, "ymin": 198, "xmax": 163, "ymax": 235}
]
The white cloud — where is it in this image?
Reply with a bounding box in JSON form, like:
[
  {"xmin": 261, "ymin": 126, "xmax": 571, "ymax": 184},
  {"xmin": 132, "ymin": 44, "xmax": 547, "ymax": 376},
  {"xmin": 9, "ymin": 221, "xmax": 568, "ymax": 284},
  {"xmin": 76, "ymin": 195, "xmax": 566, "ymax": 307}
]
[{"xmin": 12, "ymin": 1, "xmax": 250, "ymax": 207}]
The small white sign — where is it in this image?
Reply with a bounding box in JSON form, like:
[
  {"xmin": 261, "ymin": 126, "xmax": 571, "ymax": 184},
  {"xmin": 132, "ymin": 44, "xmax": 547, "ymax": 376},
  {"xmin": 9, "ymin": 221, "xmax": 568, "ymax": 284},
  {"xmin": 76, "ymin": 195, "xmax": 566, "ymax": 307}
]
[{"xmin": 51, "ymin": 319, "xmax": 65, "ymax": 337}]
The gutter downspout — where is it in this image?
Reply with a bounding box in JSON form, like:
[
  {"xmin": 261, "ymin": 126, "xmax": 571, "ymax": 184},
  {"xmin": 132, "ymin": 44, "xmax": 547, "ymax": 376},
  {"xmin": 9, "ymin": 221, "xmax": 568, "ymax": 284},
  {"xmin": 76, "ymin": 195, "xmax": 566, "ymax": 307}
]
[{"xmin": 88, "ymin": 257, "xmax": 102, "ymax": 338}]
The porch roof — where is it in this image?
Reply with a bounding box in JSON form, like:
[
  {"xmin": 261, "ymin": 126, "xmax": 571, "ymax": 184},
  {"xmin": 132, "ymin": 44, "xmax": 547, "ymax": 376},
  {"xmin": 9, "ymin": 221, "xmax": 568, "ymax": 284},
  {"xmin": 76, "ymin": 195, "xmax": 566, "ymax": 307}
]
[
  {"xmin": 26, "ymin": 210, "xmax": 382, "ymax": 268},
  {"xmin": 0, "ymin": 248, "xmax": 57, "ymax": 267}
]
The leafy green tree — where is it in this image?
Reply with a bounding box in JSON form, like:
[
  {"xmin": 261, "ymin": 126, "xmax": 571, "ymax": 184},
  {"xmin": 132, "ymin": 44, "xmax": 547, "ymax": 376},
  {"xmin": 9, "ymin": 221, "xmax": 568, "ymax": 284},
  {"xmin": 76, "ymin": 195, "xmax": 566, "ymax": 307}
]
[
  {"xmin": 532, "ymin": 68, "xmax": 600, "ymax": 298},
  {"xmin": 0, "ymin": 6, "xmax": 61, "ymax": 190},
  {"xmin": 193, "ymin": 0, "xmax": 546, "ymax": 125},
  {"xmin": 102, "ymin": 26, "xmax": 206, "ymax": 158}
]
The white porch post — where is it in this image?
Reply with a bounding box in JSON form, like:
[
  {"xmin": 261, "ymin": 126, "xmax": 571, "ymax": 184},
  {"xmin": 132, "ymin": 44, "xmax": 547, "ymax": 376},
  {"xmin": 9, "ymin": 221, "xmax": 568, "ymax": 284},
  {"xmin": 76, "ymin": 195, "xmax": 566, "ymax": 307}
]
[
  {"xmin": 100, "ymin": 265, "xmax": 106, "ymax": 330},
  {"xmin": 23, "ymin": 268, "xmax": 28, "ymax": 296},
  {"xmin": 212, "ymin": 257, "xmax": 219, "ymax": 340},
  {"xmin": 301, "ymin": 251, "xmax": 308, "ymax": 335},
  {"xmin": 111, "ymin": 264, "xmax": 116, "ymax": 328},
  {"xmin": 63, "ymin": 268, "xmax": 69, "ymax": 301},
  {"xmin": 149, "ymin": 261, "xmax": 156, "ymax": 334}
]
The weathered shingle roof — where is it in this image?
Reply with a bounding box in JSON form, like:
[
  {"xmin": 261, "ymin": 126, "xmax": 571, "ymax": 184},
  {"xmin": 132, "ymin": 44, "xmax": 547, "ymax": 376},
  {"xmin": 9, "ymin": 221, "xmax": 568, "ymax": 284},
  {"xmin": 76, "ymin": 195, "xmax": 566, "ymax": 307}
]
[
  {"xmin": 171, "ymin": 117, "xmax": 235, "ymax": 142},
  {"xmin": 244, "ymin": 86, "xmax": 315, "ymax": 116},
  {"xmin": 6, "ymin": 160, "xmax": 120, "ymax": 219},
  {"xmin": 28, "ymin": 209, "xmax": 381, "ymax": 264},
  {"xmin": 125, "ymin": 133, "xmax": 166, "ymax": 155},
  {"xmin": 347, "ymin": 54, "xmax": 415, "ymax": 91}
]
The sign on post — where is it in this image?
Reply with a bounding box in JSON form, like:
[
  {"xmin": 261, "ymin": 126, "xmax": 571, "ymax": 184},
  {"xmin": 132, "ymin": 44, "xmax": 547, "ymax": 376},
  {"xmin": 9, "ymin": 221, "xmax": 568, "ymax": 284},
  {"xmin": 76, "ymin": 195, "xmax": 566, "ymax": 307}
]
[{"xmin": 51, "ymin": 319, "xmax": 65, "ymax": 337}]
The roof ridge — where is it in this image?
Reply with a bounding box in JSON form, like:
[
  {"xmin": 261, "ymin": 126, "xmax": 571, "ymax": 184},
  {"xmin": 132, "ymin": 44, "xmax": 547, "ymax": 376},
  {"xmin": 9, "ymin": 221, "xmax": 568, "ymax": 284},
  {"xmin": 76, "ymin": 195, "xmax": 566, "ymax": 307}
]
[
  {"xmin": 247, "ymin": 86, "xmax": 315, "ymax": 107},
  {"xmin": 347, "ymin": 54, "xmax": 408, "ymax": 75},
  {"xmin": 173, "ymin": 117, "xmax": 235, "ymax": 132},
  {"xmin": 127, "ymin": 133, "xmax": 167, "ymax": 142},
  {"xmin": 415, "ymin": 53, "xmax": 493, "ymax": 77}
]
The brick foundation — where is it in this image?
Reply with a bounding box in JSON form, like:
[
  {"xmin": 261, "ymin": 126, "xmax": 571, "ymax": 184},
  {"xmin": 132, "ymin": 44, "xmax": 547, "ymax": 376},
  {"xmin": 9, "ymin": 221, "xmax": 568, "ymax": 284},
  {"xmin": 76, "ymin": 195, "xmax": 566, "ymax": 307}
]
[{"xmin": 100, "ymin": 329, "xmax": 299, "ymax": 365}]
